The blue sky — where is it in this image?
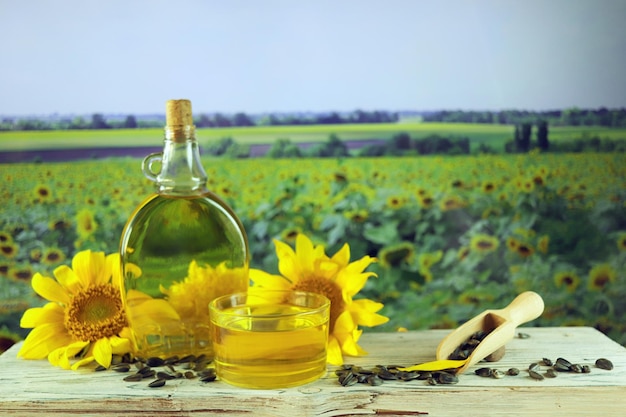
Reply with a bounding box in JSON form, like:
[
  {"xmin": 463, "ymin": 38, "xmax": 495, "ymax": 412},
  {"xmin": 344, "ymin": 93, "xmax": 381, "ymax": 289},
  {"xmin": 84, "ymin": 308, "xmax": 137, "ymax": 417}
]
[{"xmin": 1, "ymin": 0, "xmax": 625, "ymax": 115}]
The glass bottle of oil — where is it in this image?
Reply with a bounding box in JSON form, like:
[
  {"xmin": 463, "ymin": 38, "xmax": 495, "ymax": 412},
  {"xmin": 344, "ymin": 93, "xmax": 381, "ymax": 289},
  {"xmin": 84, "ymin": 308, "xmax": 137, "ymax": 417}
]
[{"xmin": 119, "ymin": 99, "xmax": 249, "ymax": 359}]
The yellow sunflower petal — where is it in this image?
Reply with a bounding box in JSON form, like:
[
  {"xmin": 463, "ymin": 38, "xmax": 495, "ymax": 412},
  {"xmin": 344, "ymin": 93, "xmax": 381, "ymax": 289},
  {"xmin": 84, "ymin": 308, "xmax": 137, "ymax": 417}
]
[
  {"xmin": 249, "ymin": 269, "xmax": 292, "ymax": 289},
  {"xmin": 105, "ymin": 253, "xmax": 121, "ymax": 287},
  {"xmin": 345, "ymin": 255, "xmax": 377, "ymax": 275},
  {"xmin": 92, "ymin": 338, "xmax": 113, "ymax": 368},
  {"xmin": 17, "ymin": 322, "xmax": 73, "ymax": 359},
  {"xmin": 126, "ymin": 289, "xmax": 152, "ymax": 303},
  {"xmin": 350, "ymin": 299, "xmax": 389, "ymax": 327},
  {"xmin": 72, "ymin": 250, "xmax": 107, "ymax": 287},
  {"xmin": 326, "ymin": 336, "xmax": 344, "ymax": 366},
  {"xmin": 333, "ymin": 310, "xmax": 356, "ymax": 334},
  {"xmin": 71, "ymin": 356, "xmax": 96, "ymax": 370},
  {"xmin": 128, "ymin": 298, "xmax": 180, "ymax": 328},
  {"xmin": 48, "ymin": 346, "xmax": 70, "ymax": 369},
  {"xmin": 49, "ymin": 341, "xmax": 89, "ymax": 369},
  {"xmin": 109, "ymin": 335, "xmax": 132, "ymax": 355},
  {"xmin": 336, "ymin": 270, "xmax": 373, "ymax": 299},
  {"xmin": 31, "ymin": 273, "xmax": 70, "ymax": 304},
  {"xmin": 330, "ymin": 243, "xmax": 351, "ymax": 267},
  {"xmin": 333, "ymin": 326, "xmax": 367, "ymax": 357},
  {"xmin": 19, "ymin": 303, "xmax": 64, "ymax": 328},
  {"xmin": 295, "ymin": 234, "xmax": 316, "ymax": 270},
  {"xmin": 53, "ymin": 265, "xmax": 81, "ymax": 294},
  {"xmin": 275, "ymin": 239, "xmax": 299, "ymax": 282},
  {"xmin": 317, "ymin": 258, "xmax": 340, "ymax": 280}
]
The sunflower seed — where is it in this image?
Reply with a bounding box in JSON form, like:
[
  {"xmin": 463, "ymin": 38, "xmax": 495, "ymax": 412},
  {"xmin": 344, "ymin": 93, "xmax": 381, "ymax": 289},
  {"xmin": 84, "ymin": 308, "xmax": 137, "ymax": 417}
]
[
  {"xmin": 507, "ymin": 368, "xmax": 520, "ymax": 376},
  {"xmin": 164, "ymin": 355, "xmax": 179, "ymax": 365},
  {"xmin": 475, "ymin": 367, "xmax": 492, "ymax": 377},
  {"xmin": 138, "ymin": 366, "xmax": 155, "ymax": 375},
  {"xmin": 367, "ymin": 375, "xmax": 384, "ymax": 386},
  {"xmin": 123, "ymin": 373, "xmax": 144, "ymax": 382},
  {"xmin": 94, "ymin": 365, "xmax": 107, "ymax": 372},
  {"xmin": 139, "ymin": 369, "xmax": 156, "ymax": 379},
  {"xmin": 148, "ymin": 378, "xmax": 166, "ymax": 388},
  {"xmin": 595, "ymin": 358, "xmax": 613, "ymax": 371},
  {"xmin": 156, "ymin": 371, "xmax": 176, "ymax": 380},
  {"xmin": 339, "ymin": 372, "xmax": 358, "ymax": 386},
  {"xmin": 542, "ymin": 358, "xmax": 553, "ymax": 366},
  {"xmin": 377, "ymin": 369, "xmax": 398, "ymax": 380},
  {"xmin": 436, "ymin": 372, "xmax": 459, "ymax": 384},
  {"xmin": 197, "ymin": 369, "xmax": 216, "ymax": 378},
  {"xmin": 490, "ymin": 369, "xmax": 506, "ymax": 379},
  {"xmin": 581, "ymin": 365, "xmax": 591, "ymax": 373},
  {"xmin": 356, "ymin": 373, "xmax": 369, "ymax": 383},
  {"xmin": 553, "ymin": 357, "xmax": 572, "ymax": 372},
  {"xmin": 570, "ymin": 364, "xmax": 583, "ymax": 373},
  {"xmin": 146, "ymin": 357, "xmax": 165, "ymax": 367},
  {"xmin": 529, "ymin": 370, "xmax": 544, "ymax": 380},
  {"xmin": 112, "ymin": 363, "xmax": 131, "ymax": 372},
  {"xmin": 200, "ymin": 374, "xmax": 217, "ymax": 382},
  {"xmin": 544, "ymin": 369, "xmax": 557, "ymax": 378}
]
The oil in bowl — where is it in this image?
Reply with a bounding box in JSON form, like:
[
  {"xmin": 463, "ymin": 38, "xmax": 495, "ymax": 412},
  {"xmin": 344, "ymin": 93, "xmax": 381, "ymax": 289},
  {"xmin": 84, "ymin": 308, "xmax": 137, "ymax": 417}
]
[{"xmin": 209, "ymin": 290, "xmax": 330, "ymax": 389}]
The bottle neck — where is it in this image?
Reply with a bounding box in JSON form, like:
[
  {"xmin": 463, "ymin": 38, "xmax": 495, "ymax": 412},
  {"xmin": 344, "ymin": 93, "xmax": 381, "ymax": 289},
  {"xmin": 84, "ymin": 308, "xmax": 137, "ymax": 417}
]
[{"xmin": 144, "ymin": 125, "xmax": 208, "ymax": 195}]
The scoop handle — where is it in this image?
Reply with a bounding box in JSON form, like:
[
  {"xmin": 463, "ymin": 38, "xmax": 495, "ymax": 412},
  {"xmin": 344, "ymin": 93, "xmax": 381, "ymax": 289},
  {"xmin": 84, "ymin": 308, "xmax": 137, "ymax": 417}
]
[{"xmin": 499, "ymin": 291, "xmax": 544, "ymax": 326}]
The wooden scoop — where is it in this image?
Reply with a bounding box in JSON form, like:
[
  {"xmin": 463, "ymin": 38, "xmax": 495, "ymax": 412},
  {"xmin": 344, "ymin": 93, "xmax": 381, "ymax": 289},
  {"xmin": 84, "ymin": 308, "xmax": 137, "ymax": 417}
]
[{"xmin": 433, "ymin": 291, "xmax": 544, "ymax": 374}]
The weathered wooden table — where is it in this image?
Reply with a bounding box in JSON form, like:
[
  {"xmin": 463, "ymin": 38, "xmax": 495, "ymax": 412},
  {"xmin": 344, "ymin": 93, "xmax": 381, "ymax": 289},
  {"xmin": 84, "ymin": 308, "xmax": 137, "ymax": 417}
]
[{"xmin": 1, "ymin": 327, "xmax": 624, "ymax": 416}]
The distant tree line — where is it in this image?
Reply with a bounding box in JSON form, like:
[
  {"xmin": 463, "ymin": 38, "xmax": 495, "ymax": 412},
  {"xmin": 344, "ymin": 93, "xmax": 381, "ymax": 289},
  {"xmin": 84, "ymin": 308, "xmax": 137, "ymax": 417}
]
[
  {"xmin": 423, "ymin": 107, "xmax": 626, "ymax": 127},
  {"xmin": 194, "ymin": 110, "xmax": 399, "ymax": 127},
  {"xmin": 0, "ymin": 114, "xmax": 152, "ymax": 131},
  {"xmin": 0, "ymin": 110, "xmax": 399, "ymax": 131},
  {"xmin": 3, "ymin": 107, "xmax": 626, "ymax": 132}
]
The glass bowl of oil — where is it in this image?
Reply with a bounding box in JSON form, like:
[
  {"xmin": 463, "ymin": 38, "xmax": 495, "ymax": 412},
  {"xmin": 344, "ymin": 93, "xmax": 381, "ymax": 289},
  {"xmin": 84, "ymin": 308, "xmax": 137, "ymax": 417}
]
[{"xmin": 209, "ymin": 290, "xmax": 330, "ymax": 389}]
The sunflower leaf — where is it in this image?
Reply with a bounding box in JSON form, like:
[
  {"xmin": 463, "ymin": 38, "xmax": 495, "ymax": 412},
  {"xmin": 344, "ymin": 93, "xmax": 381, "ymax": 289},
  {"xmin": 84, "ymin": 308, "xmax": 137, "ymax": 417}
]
[{"xmin": 364, "ymin": 221, "xmax": 399, "ymax": 245}]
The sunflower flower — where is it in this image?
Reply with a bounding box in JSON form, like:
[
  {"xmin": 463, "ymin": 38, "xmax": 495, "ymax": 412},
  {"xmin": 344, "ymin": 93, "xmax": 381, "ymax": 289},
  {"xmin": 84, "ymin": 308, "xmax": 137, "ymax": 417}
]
[
  {"xmin": 161, "ymin": 261, "xmax": 249, "ymax": 326},
  {"xmin": 76, "ymin": 209, "xmax": 98, "ymax": 239},
  {"xmin": 470, "ymin": 234, "xmax": 499, "ymax": 254},
  {"xmin": 249, "ymin": 234, "xmax": 389, "ymax": 366},
  {"xmin": 378, "ymin": 242, "xmax": 415, "ymax": 268},
  {"xmin": 587, "ymin": 264, "xmax": 617, "ymax": 291},
  {"xmin": 554, "ymin": 271, "xmax": 581, "ymax": 293},
  {"xmin": 18, "ymin": 250, "xmax": 134, "ymax": 370}
]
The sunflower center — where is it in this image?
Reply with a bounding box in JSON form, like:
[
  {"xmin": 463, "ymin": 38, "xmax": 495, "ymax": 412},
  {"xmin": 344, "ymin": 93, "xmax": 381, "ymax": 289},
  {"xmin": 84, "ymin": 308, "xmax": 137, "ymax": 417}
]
[
  {"xmin": 64, "ymin": 284, "xmax": 128, "ymax": 342},
  {"xmin": 292, "ymin": 276, "xmax": 344, "ymax": 333},
  {"xmin": 594, "ymin": 275, "xmax": 609, "ymax": 288}
]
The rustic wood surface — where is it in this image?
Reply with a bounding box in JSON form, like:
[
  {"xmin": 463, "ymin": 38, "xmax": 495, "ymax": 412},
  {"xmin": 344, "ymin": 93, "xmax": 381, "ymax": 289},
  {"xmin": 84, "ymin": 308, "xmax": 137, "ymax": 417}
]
[{"xmin": 1, "ymin": 327, "xmax": 625, "ymax": 416}]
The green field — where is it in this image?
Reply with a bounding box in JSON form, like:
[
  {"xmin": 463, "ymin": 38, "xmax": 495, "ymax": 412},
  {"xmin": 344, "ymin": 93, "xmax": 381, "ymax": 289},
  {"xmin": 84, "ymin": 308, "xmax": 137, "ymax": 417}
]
[
  {"xmin": 2, "ymin": 123, "xmax": 625, "ymax": 152},
  {"xmin": 2, "ymin": 153, "xmax": 625, "ymax": 348}
]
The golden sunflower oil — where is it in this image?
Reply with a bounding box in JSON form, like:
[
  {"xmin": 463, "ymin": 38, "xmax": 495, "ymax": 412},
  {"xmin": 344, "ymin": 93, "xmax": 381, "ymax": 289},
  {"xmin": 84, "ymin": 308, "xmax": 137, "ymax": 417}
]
[
  {"xmin": 119, "ymin": 99, "xmax": 249, "ymax": 359},
  {"xmin": 209, "ymin": 291, "xmax": 330, "ymax": 389}
]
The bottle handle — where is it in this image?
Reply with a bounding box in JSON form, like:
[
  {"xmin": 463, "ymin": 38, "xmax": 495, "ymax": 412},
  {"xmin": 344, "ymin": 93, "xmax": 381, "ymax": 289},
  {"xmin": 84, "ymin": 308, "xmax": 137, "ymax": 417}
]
[{"xmin": 142, "ymin": 152, "xmax": 163, "ymax": 182}]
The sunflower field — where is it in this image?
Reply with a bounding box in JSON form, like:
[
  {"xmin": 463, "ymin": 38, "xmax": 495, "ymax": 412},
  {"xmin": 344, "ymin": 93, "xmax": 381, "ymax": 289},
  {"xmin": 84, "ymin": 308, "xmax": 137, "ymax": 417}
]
[{"xmin": 1, "ymin": 151, "xmax": 625, "ymax": 350}]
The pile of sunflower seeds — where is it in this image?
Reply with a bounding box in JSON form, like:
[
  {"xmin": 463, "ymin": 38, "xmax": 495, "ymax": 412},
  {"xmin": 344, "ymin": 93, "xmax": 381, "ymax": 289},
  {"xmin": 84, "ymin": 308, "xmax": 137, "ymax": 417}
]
[
  {"xmin": 474, "ymin": 357, "xmax": 614, "ymax": 381},
  {"xmin": 95, "ymin": 353, "xmax": 217, "ymax": 388},
  {"xmin": 448, "ymin": 330, "xmax": 492, "ymax": 360},
  {"xmin": 335, "ymin": 364, "xmax": 459, "ymax": 387}
]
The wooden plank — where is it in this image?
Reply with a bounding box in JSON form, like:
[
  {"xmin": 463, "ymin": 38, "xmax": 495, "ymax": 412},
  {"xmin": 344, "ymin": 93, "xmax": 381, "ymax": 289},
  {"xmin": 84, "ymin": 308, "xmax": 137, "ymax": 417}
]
[{"xmin": 0, "ymin": 327, "xmax": 624, "ymax": 416}]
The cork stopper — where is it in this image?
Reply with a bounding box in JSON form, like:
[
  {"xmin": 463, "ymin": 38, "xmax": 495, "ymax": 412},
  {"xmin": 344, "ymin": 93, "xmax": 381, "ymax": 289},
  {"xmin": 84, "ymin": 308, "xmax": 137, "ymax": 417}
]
[
  {"xmin": 165, "ymin": 99, "xmax": 195, "ymax": 142},
  {"xmin": 166, "ymin": 99, "xmax": 193, "ymax": 126}
]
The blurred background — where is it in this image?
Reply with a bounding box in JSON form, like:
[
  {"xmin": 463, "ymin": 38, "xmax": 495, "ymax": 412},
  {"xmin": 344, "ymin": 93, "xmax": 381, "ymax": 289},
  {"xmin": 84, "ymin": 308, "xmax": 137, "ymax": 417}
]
[{"xmin": 1, "ymin": 0, "xmax": 625, "ymax": 352}]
